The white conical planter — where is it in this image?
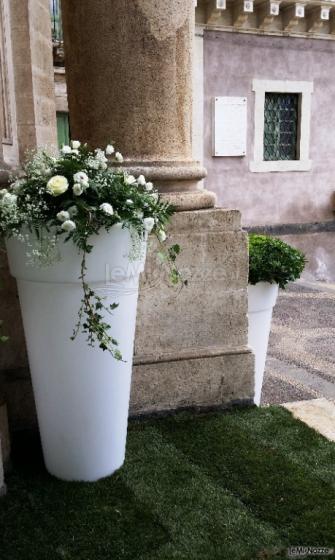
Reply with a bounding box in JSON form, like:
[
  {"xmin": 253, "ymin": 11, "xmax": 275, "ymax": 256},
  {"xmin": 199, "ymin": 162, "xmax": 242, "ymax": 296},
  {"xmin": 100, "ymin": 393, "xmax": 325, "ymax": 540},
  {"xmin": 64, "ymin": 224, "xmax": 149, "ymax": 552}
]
[
  {"xmin": 248, "ymin": 282, "xmax": 279, "ymax": 406},
  {"xmin": 6, "ymin": 226, "xmax": 147, "ymax": 481}
]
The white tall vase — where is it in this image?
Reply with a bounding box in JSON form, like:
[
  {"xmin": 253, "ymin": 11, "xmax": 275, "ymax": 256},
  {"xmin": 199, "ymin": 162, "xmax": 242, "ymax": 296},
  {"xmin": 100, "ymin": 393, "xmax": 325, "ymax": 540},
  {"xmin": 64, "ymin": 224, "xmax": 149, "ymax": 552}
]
[
  {"xmin": 248, "ymin": 282, "xmax": 279, "ymax": 406},
  {"xmin": 6, "ymin": 226, "xmax": 147, "ymax": 481}
]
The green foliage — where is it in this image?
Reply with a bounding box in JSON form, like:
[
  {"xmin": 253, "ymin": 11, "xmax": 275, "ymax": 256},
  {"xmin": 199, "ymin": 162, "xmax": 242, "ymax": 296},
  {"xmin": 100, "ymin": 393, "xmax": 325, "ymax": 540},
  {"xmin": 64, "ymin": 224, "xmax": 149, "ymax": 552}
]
[{"xmin": 249, "ymin": 234, "xmax": 306, "ymax": 289}]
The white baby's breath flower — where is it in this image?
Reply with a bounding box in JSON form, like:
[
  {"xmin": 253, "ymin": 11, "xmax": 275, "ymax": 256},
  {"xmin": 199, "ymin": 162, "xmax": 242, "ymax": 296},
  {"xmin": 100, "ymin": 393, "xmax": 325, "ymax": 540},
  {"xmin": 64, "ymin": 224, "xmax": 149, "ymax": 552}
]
[
  {"xmin": 115, "ymin": 152, "xmax": 123, "ymax": 163},
  {"xmin": 73, "ymin": 171, "xmax": 89, "ymax": 185},
  {"xmin": 126, "ymin": 199, "xmax": 134, "ymax": 205},
  {"xmin": 106, "ymin": 144, "xmax": 115, "ymax": 155},
  {"xmin": 143, "ymin": 217, "xmax": 155, "ymax": 232},
  {"xmin": 137, "ymin": 175, "xmax": 146, "ymax": 186},
  {"xmin": 68, "ymin": 205, "xmax": 78, "ymax": 217},
  {"xmin": 146, "ymin": 182, "xmax": 153, "ymax": 192},
  {"xmin": 135, "ymin": 210, "xmax": 144, "ymax": 219},
  {"xmin": 71, "ymin": 140, "xmax": 81, "ymax": 150},
  {"xmin": 125, "ymin": 175, "xmax": 136, "ymax": 185},
  {"xmin": 100, "ymin": 203, "xmax": 114, "ymax": 216},
  {"xmin": 46, "ymin": 175, "xmax": 69, "ymax": 196},
  {"xmin": 73, "ymin": 183, "xmax": 84, "ymax": 196},
  {"xmin": 151, "ymin": 192, "xmax": 159, "ymax": 202},
  {"xmin": 61, "ymin": 220, "xmax": 76, "ymax": 232},
  {"xmin": 56, "ymin": 210, "xmax": 70, "ymax": 222},
  {"xmin": 157, "ymin": 229, "xmax": 167, "ymax": 242},
  {"xmin": 100, "ymin": 162, "xmax": 108, "ymax": 171},
  {"xmin": 61, "ymin": 145, "xmax": 72, "ymax": 155},
  {"xmin": 2, "ymin": 193, "xmax": 17, "ymax": 205},
  {"xmin": 87, "ymin": 157, "xmax": 100, "ymax": 170}
]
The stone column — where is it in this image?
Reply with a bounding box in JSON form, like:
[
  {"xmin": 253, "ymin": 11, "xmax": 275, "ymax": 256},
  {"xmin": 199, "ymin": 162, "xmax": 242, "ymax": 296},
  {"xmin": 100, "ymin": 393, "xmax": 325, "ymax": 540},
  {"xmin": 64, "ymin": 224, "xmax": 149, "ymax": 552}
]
[
  {"xmin": 0, "ymin": 0, "xmax": 57, "ymax": 431},
  {"xmin": 10, "ymin": 0, "xmax": 57, "ymax": 162},
  {"xmin": 61, "ymin": 0, "xmax": 215, "ymax": 211},
  {"xmin": 61, "ymin": 0, "xmax": 254, "ymax": 412}
]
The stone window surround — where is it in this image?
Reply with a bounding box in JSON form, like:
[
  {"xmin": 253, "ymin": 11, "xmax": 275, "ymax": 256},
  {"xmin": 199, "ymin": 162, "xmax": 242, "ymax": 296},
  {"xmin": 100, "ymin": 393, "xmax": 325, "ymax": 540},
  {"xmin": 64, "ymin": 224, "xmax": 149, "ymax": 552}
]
[{"xmin": 250, "ymin": 79, "xmax": 314, "ymax": 173}]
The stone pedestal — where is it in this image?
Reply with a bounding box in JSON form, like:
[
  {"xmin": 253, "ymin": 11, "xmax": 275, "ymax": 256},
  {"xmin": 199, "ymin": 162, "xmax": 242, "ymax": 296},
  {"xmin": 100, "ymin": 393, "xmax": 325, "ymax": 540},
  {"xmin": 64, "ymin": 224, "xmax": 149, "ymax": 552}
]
[{"xmin": 131, "ymin": 209, "xmax": 254, "ymax": 414}]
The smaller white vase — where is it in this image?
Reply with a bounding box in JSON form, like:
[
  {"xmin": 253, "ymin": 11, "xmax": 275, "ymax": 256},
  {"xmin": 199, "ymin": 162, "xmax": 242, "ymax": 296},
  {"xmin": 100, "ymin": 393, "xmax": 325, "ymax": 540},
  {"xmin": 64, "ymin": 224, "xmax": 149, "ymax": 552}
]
[{"xmin": 248, "ymin": 282, "xmax": 279, "ymax": 406}]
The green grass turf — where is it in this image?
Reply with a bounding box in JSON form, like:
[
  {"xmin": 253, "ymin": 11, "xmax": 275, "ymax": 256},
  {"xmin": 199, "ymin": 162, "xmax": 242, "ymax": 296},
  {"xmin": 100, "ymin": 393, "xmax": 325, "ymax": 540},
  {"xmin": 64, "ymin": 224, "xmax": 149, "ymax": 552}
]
[{"xmin": 0, "ymin": 406, "xmax": 334, "ymax": 560}]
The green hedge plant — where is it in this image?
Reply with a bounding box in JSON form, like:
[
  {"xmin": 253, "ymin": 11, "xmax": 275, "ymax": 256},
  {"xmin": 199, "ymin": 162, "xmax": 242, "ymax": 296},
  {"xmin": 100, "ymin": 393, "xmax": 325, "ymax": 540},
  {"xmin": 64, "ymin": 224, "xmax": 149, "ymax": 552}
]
[{"xmin": 248, "ymin": 234, "xmax": 306, "ymax": 289}]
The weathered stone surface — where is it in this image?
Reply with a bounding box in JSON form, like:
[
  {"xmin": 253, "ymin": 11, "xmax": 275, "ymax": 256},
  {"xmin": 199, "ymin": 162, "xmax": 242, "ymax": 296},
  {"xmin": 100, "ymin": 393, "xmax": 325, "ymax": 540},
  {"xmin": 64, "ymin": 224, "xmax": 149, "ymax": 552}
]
[
  {"xmin": 135, "ymin": 209, "xmax": 249, "ymax": 359},
  {"xmin": 132, "ymin": 208, "xmax": 254, "ymax": 413},
  {"xmin": 131, "ymin": 351, "xmax": 254, "ymax": 415},
  {"xmin": 10, "ymin": 0, "xmax": 57, "ymax": 160}
]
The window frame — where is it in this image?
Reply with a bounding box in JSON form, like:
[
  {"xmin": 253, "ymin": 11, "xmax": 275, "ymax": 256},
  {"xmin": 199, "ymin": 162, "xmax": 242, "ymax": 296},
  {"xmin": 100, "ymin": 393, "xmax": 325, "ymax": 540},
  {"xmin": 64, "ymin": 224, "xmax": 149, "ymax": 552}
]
[{"xmin": 250, "ymin": 79, "xmax": 313, "ymax": 173}]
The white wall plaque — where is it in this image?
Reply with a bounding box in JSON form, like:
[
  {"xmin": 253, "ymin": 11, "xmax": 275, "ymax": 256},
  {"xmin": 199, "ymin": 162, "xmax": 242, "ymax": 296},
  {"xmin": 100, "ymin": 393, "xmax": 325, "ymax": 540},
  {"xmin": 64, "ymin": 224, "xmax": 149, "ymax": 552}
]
[{"xmin": 213, "ymin": 96, "xmax": 247, "ymax": 157}]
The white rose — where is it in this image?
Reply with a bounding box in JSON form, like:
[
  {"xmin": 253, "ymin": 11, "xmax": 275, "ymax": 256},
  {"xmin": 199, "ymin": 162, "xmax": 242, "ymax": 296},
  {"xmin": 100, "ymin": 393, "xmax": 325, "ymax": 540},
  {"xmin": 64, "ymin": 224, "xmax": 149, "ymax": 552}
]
[
  {"xmin": 137, "ymin": 175, "xmax": 146, "ymax": 186},
  {"xmin": 115, "ymin": 152, "xmax": 123, "ymax": 163},
  {"xmin": 71, "ymin": 140, "xmax": 81, "ymax": 149},
  {"xmin": 143, "ymin": 217, "xmax": 155, "ymax": 232},
  {"xmin": 106, "ymin": 144, "xmax": 115, "ymax": 155},
  {"xmin": 126, "ymin": 199, "xmax": 134, "ymax": 205},
  {"xmin": 61, "ymin": 145, "xmax": 72, "ymax": 154},
  {"xmin": 0, "ymin": 188, "xmax": 8, "ymax": 197},
  {"xmin": 73, "ymin": 171, "xmax": 89, "ymax": 184},
  {"xmin": 125, "ymin": 175, "xmax": 136, "ymax": 185},
  {"xmin": 135, "ymin": 210, "xmax": 144, "ymax": 219},
  {"xmin": 157, "ymin": 229, "xmax": 167, "ymax": 242},
  {"xmin": 46, "ymin": 175, "xmax": 69, "ymax": 196},
  {"xmin": 95, "ymin": 149, "xmax": 107, "ymax": 163},
  {"xmin": 56, "ymin": 210, "xmax": 70, "ymax": 222},
  {"xmin": 100, "ymin": 203, "xmax": 114, "ymax": 216},
  {"xmin": 73, "ymin": 183, "xmax": 84, "ymax": 196},
  {"xmin": 61, "ymin": 220, "xmax": 76, "ymax": 232},
  {"xmin": 71, "ymin": 149, "xmax": 79, "ymax": 155},
  {"xmin": 100, "ymin": 162, "xmax": 108, "ymax": 171},
  {"xmin": 146, "ymin": 182, "xmax": 153, "ymax": 192},
  {"xmin": 151, "ymin": 192, "xmax": 159, "ymax": 202}
]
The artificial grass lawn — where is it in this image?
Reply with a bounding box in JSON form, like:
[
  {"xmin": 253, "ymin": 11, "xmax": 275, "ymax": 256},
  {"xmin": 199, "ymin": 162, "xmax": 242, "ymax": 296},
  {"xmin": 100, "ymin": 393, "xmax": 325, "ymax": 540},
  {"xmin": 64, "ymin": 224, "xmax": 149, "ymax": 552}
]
[{"xmin": 1, "ymin": 406, "xmax": 335, "ymax": 560}]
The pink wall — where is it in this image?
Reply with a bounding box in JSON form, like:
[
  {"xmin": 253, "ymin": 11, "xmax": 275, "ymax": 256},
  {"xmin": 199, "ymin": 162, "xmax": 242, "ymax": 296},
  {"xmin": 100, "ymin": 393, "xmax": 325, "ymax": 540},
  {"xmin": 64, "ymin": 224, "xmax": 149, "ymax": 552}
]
[{"xmin": 203, "ymin": 31, "xmax": 335, "ymax": 226}]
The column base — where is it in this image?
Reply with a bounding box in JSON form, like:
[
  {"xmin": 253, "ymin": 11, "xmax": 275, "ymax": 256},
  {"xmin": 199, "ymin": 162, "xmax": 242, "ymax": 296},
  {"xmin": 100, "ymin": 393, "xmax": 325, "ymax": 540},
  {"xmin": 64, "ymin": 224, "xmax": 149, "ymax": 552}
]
[
  {"xmin": 161, "ymin": 189, "xmax": 217, "ymax": 211},
  {"xmin": 130, "ymin": 349, "xmax": 254, "ymax": 415},
  {"xmin": 114, "ymin": 161, "xmax": 216, "ymax": 210}
]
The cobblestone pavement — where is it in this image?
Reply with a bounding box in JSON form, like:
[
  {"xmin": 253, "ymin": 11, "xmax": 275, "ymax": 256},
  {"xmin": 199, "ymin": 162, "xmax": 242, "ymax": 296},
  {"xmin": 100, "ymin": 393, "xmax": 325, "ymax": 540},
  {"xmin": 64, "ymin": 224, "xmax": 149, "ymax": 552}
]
[{"xmin": 261, "ymin": 281, "xmax": 335, "ymax": 405}]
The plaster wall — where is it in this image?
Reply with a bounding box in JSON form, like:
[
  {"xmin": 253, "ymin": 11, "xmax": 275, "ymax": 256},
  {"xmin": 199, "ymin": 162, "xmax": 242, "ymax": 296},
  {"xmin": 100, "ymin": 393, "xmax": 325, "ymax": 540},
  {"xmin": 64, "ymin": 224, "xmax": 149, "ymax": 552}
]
[{"xmin": 203, "ymin": 31, "xmax": 335, "ymax": 227}]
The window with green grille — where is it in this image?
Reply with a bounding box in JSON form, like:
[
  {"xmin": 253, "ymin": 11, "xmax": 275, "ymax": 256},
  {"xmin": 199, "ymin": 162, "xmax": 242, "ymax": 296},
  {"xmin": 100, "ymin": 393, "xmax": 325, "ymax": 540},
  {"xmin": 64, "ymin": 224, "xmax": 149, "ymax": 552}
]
[{"xmin": 263, "ymin": 93, "xmax": 299, "ymax": 161}]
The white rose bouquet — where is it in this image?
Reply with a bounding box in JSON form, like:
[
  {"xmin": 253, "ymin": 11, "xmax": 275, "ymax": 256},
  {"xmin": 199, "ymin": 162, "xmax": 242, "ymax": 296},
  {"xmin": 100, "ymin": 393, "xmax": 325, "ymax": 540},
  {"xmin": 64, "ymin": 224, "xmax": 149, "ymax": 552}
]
[{"xmin": 0, "ymin": 141, "xmax": 184, "ymax": 358}]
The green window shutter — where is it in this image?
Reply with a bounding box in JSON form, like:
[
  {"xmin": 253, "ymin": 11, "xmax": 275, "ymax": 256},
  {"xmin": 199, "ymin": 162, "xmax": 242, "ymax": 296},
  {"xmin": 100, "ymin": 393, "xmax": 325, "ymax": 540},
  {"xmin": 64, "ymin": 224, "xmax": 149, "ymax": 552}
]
[
  {"xmin": 50, "ymin": 0, "xmax": 63, "ymax": 42},
  {"xmin": 263, "ymin": 93, "xmax": 299, "ymax": 161},
  {"xmin": 56, "ymin": 112, "xmax": 70, "ymax": 149}
]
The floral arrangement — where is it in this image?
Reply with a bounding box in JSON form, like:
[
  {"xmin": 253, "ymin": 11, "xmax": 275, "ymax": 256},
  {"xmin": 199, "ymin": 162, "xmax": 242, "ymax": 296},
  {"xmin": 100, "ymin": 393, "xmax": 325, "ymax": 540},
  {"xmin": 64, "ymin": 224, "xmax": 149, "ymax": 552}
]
[{"xmin": 0, "ymin": 141, "xmax": 183, "ymax": 359}]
